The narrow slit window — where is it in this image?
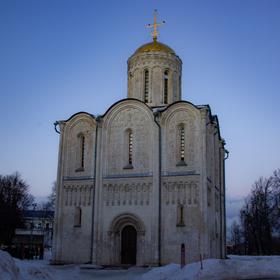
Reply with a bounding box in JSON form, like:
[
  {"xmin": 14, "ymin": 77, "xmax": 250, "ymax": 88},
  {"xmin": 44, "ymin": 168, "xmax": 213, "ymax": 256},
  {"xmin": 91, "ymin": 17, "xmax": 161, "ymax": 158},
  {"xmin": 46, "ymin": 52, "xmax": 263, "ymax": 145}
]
[
  {"xmin": 123, "ymin": 129, "xmax": 133, "ymax": 169},
  {"xmin": 76, "ymin": 134, "xmax": 85, "ymax": 171},
  {"xmin": 74, "ymin": 206, "xmax": 82, "ymax": 227},
  {"xmin": 180, "ymin": 205, "xmax": 184, "ymax": 224},
  {"xmin": 128, "ymin": 131, "xmax": 133, "ymax": 165},
  {"xmin": 164, "ymin": 70, "xmax": 169, "ymax": 104},
  {"xmin": 180, "ymin": 126, "xmax": 185, "ymax": 161},
  {"xmin": 144, "ymin": 70, "xmax": 149, "ymax": 103},
  {"xmin": 80, "ymin": 135, "xmax": 85, "ymax": 168},
  {"xmin": 179, "ymin": 75, "xmax": 182, "ymax": 98},
  {"xmin": 177, "ymin": 204, "xmax": 185, "ymax": 226}
]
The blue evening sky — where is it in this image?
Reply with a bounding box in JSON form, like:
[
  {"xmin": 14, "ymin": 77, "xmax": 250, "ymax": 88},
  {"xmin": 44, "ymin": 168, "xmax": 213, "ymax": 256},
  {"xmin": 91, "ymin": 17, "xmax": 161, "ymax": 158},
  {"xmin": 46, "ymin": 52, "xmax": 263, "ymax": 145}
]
[{"xmin": 0, "ymin": 0, "xmax": 279, "ymax": 201}]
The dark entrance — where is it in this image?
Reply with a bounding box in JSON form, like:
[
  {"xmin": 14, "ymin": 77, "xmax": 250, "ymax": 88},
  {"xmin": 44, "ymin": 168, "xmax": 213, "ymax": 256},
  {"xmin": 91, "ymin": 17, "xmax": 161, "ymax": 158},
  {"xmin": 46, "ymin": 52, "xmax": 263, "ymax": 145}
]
[{"xmin": 121, "ymin": 225, "xmax": 137, "ymax": 265}]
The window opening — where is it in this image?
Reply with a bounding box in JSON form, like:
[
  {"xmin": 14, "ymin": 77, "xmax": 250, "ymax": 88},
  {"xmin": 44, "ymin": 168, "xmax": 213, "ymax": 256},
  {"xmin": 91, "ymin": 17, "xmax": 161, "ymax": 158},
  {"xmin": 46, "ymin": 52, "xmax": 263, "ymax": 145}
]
[
  {"xmin": 180, "ymin": 206, "xmax": 184, "ymax": 224},
  {"xmin": 128, "ymin": 131, "xmax": 133, "ymax": 165},
  {"xmin": 177, "ymin": 125, "xmax": 187, "ymax": 166},
  {"xmin": 76, "ymin": 134, "xmax": 85, "ymax": 171},
  {"xmin": 177, "ymin": 204, "xmax": 185, "ymax": 226},
  {"xmin": 179, "ymin": 75, "xmax": 182, "ymax": 98},
  {"xmin": 164, "ymin": 70, "xmax": 169, "ymax": 104},
  {"xmin": 144, "ymin": 70, "xmax": 149, "ymax": 103},
  {"xmin": 74, "ymin": 206, "xmax": 82, "ymax": 227},
  {"xmin": 124, "ymin": 129, "xmax": 133, "ymax": 169},
  {"xmin": 80, "ymin": 135, "xmax": 85, "ymax": 168},
  {"xmin": 180, "ymin": 126, "xmax": 185, "ymax": 161}
]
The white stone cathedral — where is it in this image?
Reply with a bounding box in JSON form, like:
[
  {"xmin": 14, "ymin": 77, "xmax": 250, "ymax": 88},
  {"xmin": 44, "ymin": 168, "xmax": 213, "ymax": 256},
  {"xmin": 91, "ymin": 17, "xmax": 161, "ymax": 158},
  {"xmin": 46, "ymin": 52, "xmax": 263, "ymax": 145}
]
[{"xmin": 52, "ymin": 18, "xmax": 227, "ymax": 266}]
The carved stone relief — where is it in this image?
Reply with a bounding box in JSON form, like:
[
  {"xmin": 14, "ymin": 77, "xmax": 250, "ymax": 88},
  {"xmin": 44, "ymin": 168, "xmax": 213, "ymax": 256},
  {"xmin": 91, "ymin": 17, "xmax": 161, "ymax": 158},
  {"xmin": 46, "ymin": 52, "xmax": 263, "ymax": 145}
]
[
  {"xmin": 162, "ymin": 181, "xmax": 199, "ymax": 206},
  {"xmin": 63, "ymin": 184, "xmax": 94, "ymax": 206},
  {"xmin": 103, "ymin": 182, "xmax": 152, "ymax": 206}
]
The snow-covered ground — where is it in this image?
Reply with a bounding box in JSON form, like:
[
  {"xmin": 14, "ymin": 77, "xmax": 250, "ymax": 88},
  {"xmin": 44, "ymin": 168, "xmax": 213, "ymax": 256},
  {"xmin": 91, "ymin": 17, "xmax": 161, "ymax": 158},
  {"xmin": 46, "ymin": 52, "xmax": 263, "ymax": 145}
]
[
  {"xmin": 141, "ymin": 256, "xmax": 280, "ymax": 280},
  {"xmin": 1, "ymin": 250, "xmax": 280, "ymax": 280},
  {"xmin": 0, "ymin": 250, "xmax": 149, "ymax": 280}
]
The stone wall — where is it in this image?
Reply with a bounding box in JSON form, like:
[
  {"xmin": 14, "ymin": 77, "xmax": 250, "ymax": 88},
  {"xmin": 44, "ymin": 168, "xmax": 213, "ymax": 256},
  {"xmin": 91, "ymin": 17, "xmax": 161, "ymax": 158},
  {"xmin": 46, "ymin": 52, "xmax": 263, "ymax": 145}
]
[{"xmin": 52, "ymin": 100, "xmax": 226, "ymax": 265}]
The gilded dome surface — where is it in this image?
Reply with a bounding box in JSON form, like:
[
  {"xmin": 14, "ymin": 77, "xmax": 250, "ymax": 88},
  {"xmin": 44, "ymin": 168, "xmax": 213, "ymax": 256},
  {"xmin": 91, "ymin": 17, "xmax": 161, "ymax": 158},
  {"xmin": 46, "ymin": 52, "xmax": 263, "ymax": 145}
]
[{"xmin": 134, "ymin": 40, "xmax": 175, "ymax": 55}]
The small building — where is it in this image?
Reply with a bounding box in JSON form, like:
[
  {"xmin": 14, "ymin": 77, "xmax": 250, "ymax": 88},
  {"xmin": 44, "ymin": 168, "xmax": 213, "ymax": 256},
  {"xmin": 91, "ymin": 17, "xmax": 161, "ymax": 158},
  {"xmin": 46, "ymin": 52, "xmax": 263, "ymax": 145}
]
[{"xmin": 13, "ymin": 210, "xmax": 54, "ymax": 259}]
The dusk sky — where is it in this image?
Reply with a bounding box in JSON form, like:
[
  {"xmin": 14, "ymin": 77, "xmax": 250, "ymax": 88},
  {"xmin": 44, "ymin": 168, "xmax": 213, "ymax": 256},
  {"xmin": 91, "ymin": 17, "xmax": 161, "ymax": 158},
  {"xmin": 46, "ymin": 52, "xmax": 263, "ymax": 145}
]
[{"xmin": 0, "ymin": 0, "xmax": 279, "ymax": 210}]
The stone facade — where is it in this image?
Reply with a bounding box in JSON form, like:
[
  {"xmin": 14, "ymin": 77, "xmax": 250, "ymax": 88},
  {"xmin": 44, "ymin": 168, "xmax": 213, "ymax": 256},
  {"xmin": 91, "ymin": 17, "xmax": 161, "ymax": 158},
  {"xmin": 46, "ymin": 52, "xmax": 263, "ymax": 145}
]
[{"xmin": 52, "ymin": 40, "xmax": 227, "ymax": 266}]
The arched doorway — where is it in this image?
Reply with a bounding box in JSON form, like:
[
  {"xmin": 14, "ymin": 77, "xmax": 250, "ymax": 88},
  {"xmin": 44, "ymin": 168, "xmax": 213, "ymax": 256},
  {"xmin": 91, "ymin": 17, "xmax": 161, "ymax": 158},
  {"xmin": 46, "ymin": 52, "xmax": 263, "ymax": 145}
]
[
  {"xmin": 108, "ymin": 213, "xmax": 145, "ymax": 265},
  {"xmin": 121, "ymin": 225, "xmax": 137, "ymax": 265}
]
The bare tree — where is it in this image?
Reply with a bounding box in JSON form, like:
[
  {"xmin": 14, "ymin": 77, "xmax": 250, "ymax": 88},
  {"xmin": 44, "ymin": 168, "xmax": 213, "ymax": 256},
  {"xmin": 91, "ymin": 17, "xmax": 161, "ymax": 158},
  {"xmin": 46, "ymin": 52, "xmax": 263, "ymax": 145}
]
[
  {"xmin": 271, "ymin": 169, "xmax": 280, "ymax": 233},
  {"xmin": 0, "ymin": 172, "xmax": 34, "ymax": 245},
  {"xmin": 41, "ymin": 181, "xmax": 56, "ymax": 211},
  {"xmin": 240, "ymin": 172, "xmax": 280, "ymax": 255},
  {"xmin": 230, "ymin": 221, "xmax": 242, "ymax": 254}
]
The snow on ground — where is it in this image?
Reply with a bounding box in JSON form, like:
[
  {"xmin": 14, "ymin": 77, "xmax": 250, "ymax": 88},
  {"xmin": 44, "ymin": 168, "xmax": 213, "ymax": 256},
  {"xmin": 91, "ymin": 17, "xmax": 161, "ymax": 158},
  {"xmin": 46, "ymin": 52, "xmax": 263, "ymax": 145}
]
[
  {"xmin": 0, "ymin": 250, "xmax": 149, "ymax": 280},
  {"xmin": 140, "ymin": 264, "xmax": 180, "ymax": 280},
  {"xmin": 1, "ymin": 250, "xmax": 280, "ymax": 280},
  {"xmin": 0, "ymin": 250, "xmax": 19, "ymax": 280},
  {"xmin": 141, "ymin": 255, "xmax": 280, "ymax": 280},
  {"xmin": 15, "ymin": 260, "xmax": 148, "ymax": 280}
]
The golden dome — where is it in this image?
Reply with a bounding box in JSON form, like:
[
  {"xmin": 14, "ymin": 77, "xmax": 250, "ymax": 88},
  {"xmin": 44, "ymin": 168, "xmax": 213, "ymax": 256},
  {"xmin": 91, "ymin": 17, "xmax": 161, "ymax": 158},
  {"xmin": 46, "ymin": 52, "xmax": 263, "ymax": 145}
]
[{"xmin": 134, "ymin": 40, "xmax": 175, "ymax": 55}]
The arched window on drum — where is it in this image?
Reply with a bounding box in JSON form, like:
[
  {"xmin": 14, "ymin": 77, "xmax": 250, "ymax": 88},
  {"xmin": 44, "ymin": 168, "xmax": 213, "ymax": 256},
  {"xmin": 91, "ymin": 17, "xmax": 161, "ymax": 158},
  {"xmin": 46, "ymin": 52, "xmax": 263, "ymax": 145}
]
[
  {"xmin": 144, "ymin": 69, "xmax": 149, "ymax": 103},
  {"xmin": 163, "ymin": 70, "xmax": 169, "ymax": 104}
]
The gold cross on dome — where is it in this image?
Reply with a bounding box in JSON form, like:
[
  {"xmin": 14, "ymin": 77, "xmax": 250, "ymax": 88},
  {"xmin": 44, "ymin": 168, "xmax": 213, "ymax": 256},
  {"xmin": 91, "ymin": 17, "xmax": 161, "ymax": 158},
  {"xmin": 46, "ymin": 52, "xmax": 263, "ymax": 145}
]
[{"xmin": 146, "ymin": 9, "xmax": 165, "ymax": 42}]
